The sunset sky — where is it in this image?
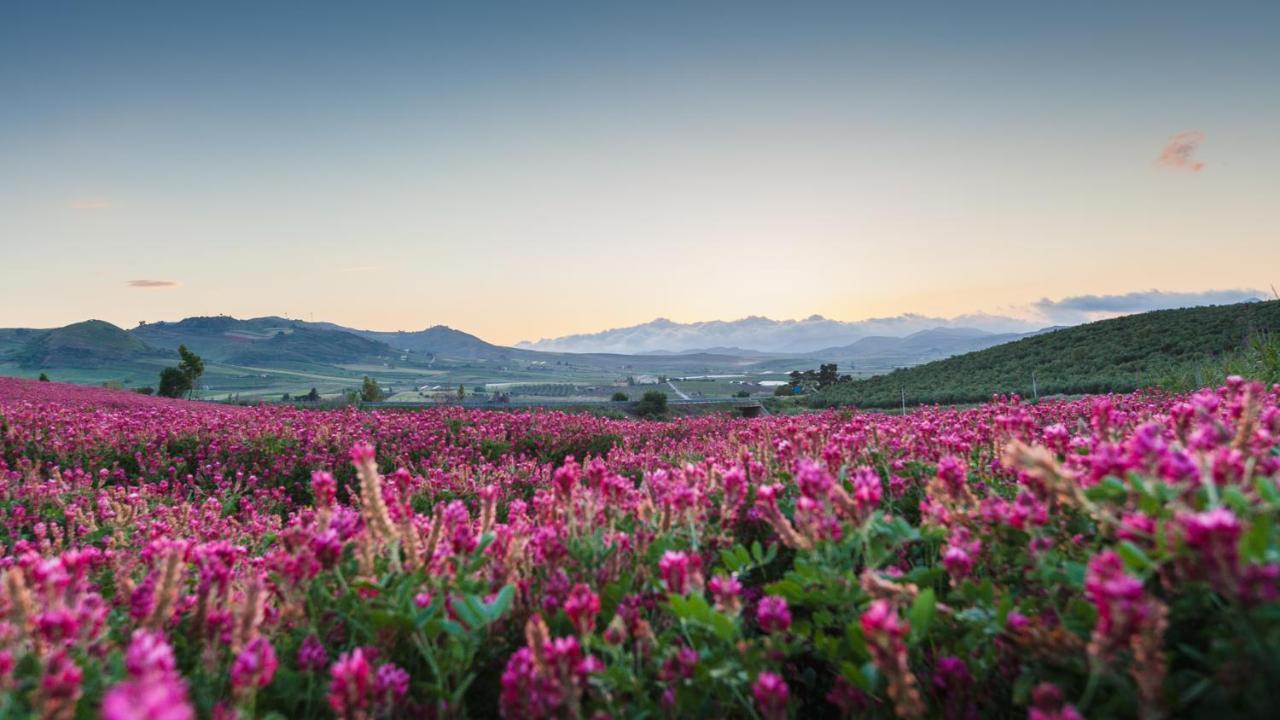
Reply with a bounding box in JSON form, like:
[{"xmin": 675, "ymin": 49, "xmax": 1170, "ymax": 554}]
[{"xmin": 2, "ymin": 1, "xmax": 1278, "ymax": 345}]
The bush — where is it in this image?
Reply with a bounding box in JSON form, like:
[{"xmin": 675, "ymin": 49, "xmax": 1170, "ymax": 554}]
[
  {"xmin": 611, "ymin": 392, "xmax": 629, "ymax": 402},
  {"xmin": 635, "ymin": 390, "xmax": 668, "ymax": 419}
]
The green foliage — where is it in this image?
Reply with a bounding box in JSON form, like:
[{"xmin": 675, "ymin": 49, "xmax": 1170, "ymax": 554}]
[
  {"xmin": 611, "ymin": 392, "xmax": 629, "ymax": 402},
  {"xmin": 361, "ymin": 375, "xmax": 385, "ymax": 402},
  {"xmin": 815, "ymin": 299, "xmax": 1280, "ymax": 408},
  {"xmin": 635, "ymin": 390, "xmax": 669, "ymax": 419},
  {"xmin": 1156, "ymin": 331, "xmax": 1280, "ymax": 392},
  {"xmin": 157, "ymin": 366, "xmax": 191, "ymax": 398},
  {"xmin": 37, "ymin": 373, "xmax": 48, "ymax": 382}
]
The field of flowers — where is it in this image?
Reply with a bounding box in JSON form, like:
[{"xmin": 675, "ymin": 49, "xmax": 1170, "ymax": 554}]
[{"xmin": 1, "ymin": 375, "xmax": 1278, "ymax": 719}]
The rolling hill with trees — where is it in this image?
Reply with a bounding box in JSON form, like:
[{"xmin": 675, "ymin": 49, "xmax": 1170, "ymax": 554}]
[
  {"xmin": 811, "ymin": 299, "xmax": 1280, "ymax": 408},
  {"xmin": 6, "ymin": 320, "xmax": 166, "ymax": 368}
]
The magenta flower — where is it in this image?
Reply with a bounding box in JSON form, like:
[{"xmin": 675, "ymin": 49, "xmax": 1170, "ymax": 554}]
[
  {"xmin": 563, "ymin": 583, "xmax": 602, "ymax": 635},
  {"xmin": 658, "ymin": 550, "xmax": 703, "ymax": 595},
  {"xmin": 328, "ymin": 648, "xmax": 373, "ymax": 718},
  {"xmin": 752, "ymin": 671, "xmax": 790, "ymax": 720},
  {"xmin": 102, "ymin": 676, "xmax": 195, "ymax": 720},
  {"xmin": 297, "ymin": 635, "xmax": 328, "ymax": 672},
  {"xmin": 756, "ymin": 595, "xmax": 792, "ymax": 634},
  {"xmin": 230, "ymin": 636, "xmax": 278, "ymax": 691}
]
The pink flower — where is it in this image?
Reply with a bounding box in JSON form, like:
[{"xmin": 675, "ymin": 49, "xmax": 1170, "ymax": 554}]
[
  {"xmin": 328, "ymin": 648, "xmax": 374, "ymax": 718},
  {"xmin": 297, "ymin": 635, "xmax": 328, "ymax": 672},
  {"xmin": 311, "ymin": 471, "xmax": 337, "ymax": 508},
  {"xmin": 348, "ymin": 443, "xmax": 376, "ymax": 465},
  {"xmin": 658, "ymin": 551, "xmax": 703, "ymax": 595},
  {"xmin": 563, "ymin": 583, "xmax": 601, "ymax": 635},
  {"xmin": 1028, "ymin": 682, "xmax": 1083, "ymax": 720},
  {"xmin": 708, "ymin": 574, "xmax": 743, "ymax": 615},
  {"xmin": 1084, "ymin": 550, "xmax": 1150, "ymax": 659},
  {"xmin": 752, "ymin": 671, "xmax": 790, "ymax": 720},
  {"xmin": 102, "ymin": 676, "xmax": 195, "ymax": 720},
  {"xmin": 231, "ymin": 636, "xmax": 278, "ymax": 691},
  {"xmin": 756, "ymin": 595, "xmax": 792, "ymax": 634},
  {"xmin": 374, "ymin": 662, "xmax": 410, "ymax": 705}
]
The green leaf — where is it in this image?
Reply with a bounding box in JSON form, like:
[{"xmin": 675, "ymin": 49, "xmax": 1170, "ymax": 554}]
[
  {"xmin": 1241, "ymin": 515, "xmax": 1272, "ymax": 563},
  {"xmin": 908, "ymin": 588, "xmax": 936, "ymax": 643},
  {"xmin": 484, "ymin": 585, "xmax": 515, "ymax": 622},
  {"xmin": 709, "ymin": 611, "xmax": 737, "ymax": 642},
  {"xmin": 1256, "ymin": 476, "xmax": 1280, "ymax": 507},
  {"xmin": 1115, "ymin": 541, "xmax": 1154, "ymax": 573}
]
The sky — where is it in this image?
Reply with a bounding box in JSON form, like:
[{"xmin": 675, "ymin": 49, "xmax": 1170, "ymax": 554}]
[{"xmin": 2, "ymin": 1, "xmax": 1278, "ymax": 345}]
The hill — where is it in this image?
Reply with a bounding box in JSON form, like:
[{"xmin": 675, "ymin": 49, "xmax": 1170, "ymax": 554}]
[
  {"xmin": 132, "ymin": 316, "xmax": 394, "ymax": 365},
  {"xmin": 807, "ymin": 327, "xmax": 1036, "ymax": 371},
  {"xmin": 345, "ymin": 325, "xmax": 527, "ymax": 362},
  {"xmin": 812, "ymin": 299, "xmax": 1280, "ymax": 408},
  {"xmin": 7, "ymin": 320, "xmax": 166, "ymax": 368}
]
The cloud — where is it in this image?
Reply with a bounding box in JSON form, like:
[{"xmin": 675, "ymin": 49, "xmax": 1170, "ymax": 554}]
[
  {"xmin": 127, "ymin": 279, "xmax": 179, "ymax": 289},
  {"xmin": 70, "ymin": 198, "xmax": 113, "ymax": 210},
  {"xmin": 1157, "ymin": 131, "xmax": 1205, "ymax": 172},
  {"xmin": 1029, "ymin": 288, "xmax": 1263, "ymax": 324}
]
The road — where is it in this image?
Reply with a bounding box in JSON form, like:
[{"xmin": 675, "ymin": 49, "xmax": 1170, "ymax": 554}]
[{"xmin": 666, "ymin": 379, "xmax": 691, "ymax": 400}]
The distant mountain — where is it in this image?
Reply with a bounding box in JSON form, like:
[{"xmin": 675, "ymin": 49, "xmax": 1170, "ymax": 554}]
[
  {"xmin": 7, "ymin": 320, "xmax": 167, "ymax": 368},
  {"xmin": 132, "ymin": 316, "xmax": 394, "ymax": 365},
  {"xmin": 518, "ymin": 314, "xmax": 1044, "ymax": 355},
  {"xmin": 812, "ymin": 299, "xmax": 1280, "ymax": 408},
  {"xmin": 336, "ymin": 325, "xmax": 536, "ymax": 362},
  {"xmin": 809, "ymin": 327, "xmax": 1038, "ymax": 370}
]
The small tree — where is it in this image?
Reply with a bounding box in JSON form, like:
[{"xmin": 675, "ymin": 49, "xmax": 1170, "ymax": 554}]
[
  {"xmin": 361, "ymin": 376, "xmax": 384, "ymax": 402},
  {"xmin": 38, "ymin": 373, "xmax": 49, "ymax": 382},
  {"xmin": 611, "ymin": 391, "xmax": 629, "ymax": 402},
  {"xmin": 457, "ymin": 384, "xmax": 466, "ymax": 401},
  {"xmin": 635, "ymin": 390, "xmax": 669, "ymax": 419},
  {"xmin": 157, "ymin": 367, "xmax": 190, "ymax": 398},
  {"xmin": 305, "ymin": 387, "xmax": 320, "ymax": 402},
  {"xmin": 177, "ymin": 345, "xmax": 204, "ymax": 399}
]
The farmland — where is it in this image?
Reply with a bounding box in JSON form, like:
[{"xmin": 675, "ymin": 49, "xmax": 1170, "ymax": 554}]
[{"xmin": 1, "ymin": 375, "xmax": 1278, "ymax": 717}]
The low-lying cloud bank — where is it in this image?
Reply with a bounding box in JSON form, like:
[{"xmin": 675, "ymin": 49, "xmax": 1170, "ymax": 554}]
[{"xmin": 518, "ymin": 289, "xmax": 1267, "ymax": 355}]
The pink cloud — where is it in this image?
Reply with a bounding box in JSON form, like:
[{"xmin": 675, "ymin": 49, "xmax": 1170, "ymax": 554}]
[{"xmin": 1157, "ymin": 131, "xmax": 1205, "ymax": 172}]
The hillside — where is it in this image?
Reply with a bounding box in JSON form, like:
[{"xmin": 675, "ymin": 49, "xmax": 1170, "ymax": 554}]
[
  {"xmin": 7, "ymin": 320, "xmax": 166, "ymax": 368},
  {"xmin": 132, "ymin": 316, "xmax": 394, "ymax": 365},
  {"xmin": 349, "ymin": 325, "xmax": 528, "ymax": 361},
  {"xmin": 808, "ymin": 327, "xmax": 1035, "ymax": 371},
  {"xmin": 812, "ymin": 299, "xmax": 1280, "ymax": 408}
]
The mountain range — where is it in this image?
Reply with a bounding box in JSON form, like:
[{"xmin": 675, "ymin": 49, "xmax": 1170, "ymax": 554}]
[{"xmin": 517, "ymin": 313, "xmax": 1046, "ymax": 355}]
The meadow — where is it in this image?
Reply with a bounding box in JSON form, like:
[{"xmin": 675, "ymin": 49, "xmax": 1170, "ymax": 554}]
[{"xmin": 1, "ymin": 376, "xmax": 1278, "ymax": 718}]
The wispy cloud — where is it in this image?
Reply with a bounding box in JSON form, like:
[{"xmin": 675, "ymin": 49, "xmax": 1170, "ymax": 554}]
[
  {"xmin": 1029, "ymin": 288, "xmax": 1262, "ymax": 324},
  {"xmin": 1156, "ymin": 131, "xmax": 1206, "ymax": 172},
  {"xmin": 127, "ymin": 279, "xmax": 179, "ymax": 289},
  {"xmin": 70, "ymin": 198, "xmax": 113, "ymax": 210}
]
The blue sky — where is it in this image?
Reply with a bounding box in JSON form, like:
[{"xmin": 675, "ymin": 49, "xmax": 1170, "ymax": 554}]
[{"xmin": 2, "ymin": 1, "xmax": 1277, "ymax": 343}]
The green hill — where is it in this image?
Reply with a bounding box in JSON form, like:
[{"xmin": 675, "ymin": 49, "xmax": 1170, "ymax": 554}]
[
  {"xmin": 132, "ymin": 316, "xmax": 394, "ymax": 365},
  {"xmin": 9, "ymin": 320, "xmax": 166, "ymax": 368},
  {"xmin": 812, "ymin": 300, "xmax": 1280, "ymax": 408}
]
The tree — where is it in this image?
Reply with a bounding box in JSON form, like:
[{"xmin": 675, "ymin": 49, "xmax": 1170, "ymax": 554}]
[
  {"xmin": 635, "ymin": 390, "xmax": 669, "ymax": 419},
  {"xmin": 611, "ymin": 392, "xmax": 629, "ymax": 402},
  {"xmin": 38, "ymin": 373, "xmax": 49, "ymax": 382},
  {"xmin": 304, "ymin": 387, "xmax": 320, "ymax": 402},
  {"xmin": 177, "ymin": 345, "xmax": 205, "ymax": 398},
  {"xmin": 157, "ymin": 367, "xmax": 190, "ymax": 398},
  {"xmin": 457, "ymin": 384, "xmax": 466, "ymax": 401},
  {"xmin": 361, "ymin": 376, "xmax": 384, "ymax": 402}
]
